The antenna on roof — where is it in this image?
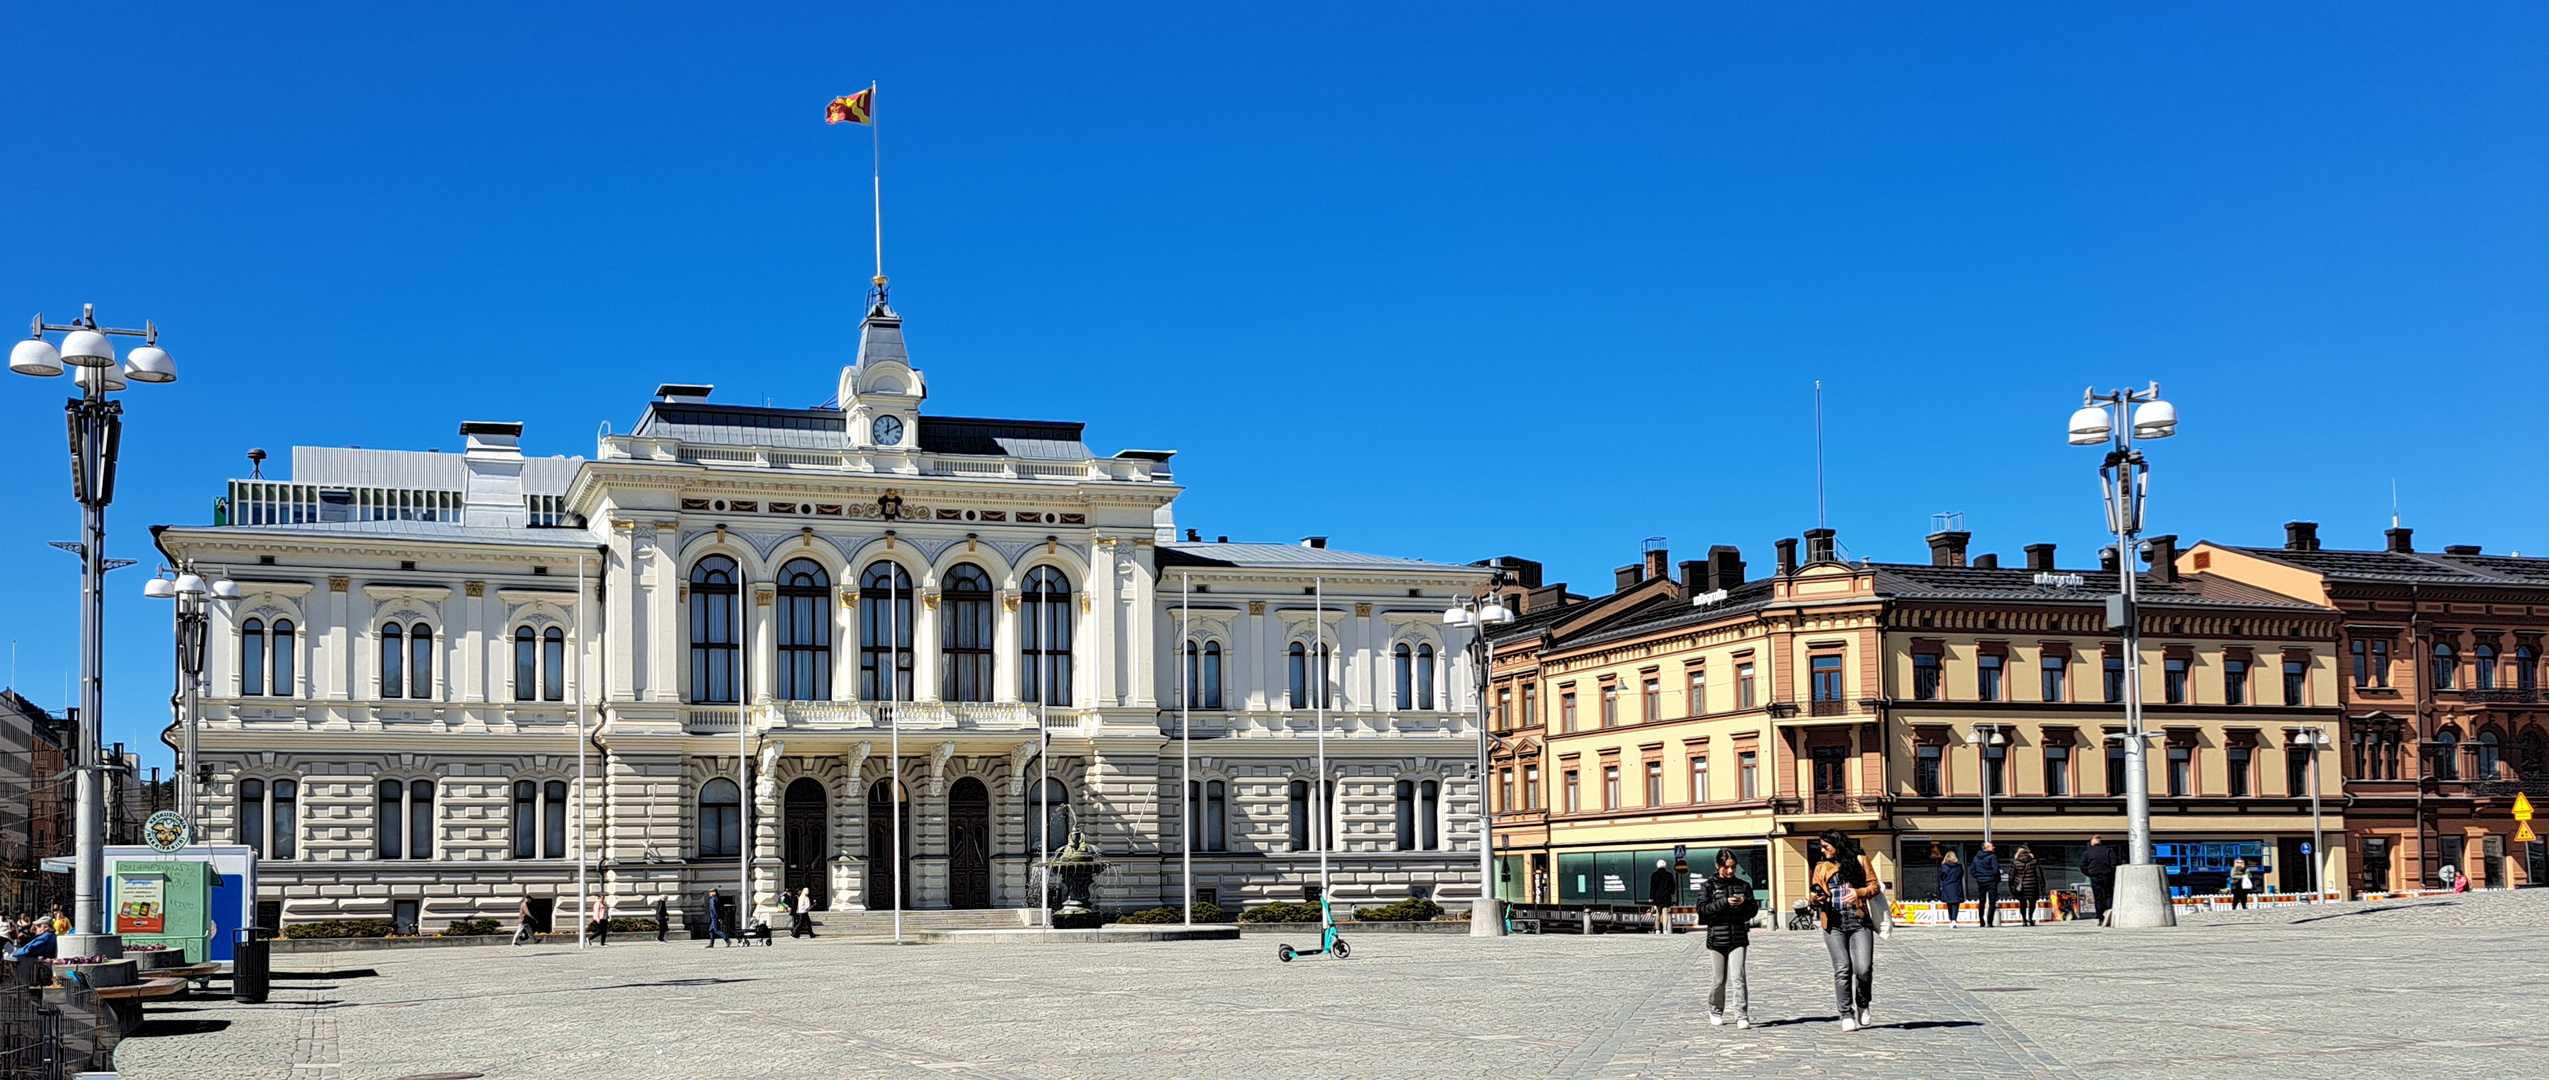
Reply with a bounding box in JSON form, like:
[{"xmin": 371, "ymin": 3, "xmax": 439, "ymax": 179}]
[
  {"xmin": 1931, "ymin": 511, "xmax": 1965, "ymax": 534},
  {"xmin": 1814, "ymin": 380, "xmax": 1828, "ymax": 529},
  {"xmin": 2390, "ymin": 478, "xmax": 2400, "ymax": 528},
  {"xmin": 1641, "ymin": 536, "xmax": 1668, "ymax": 554}
]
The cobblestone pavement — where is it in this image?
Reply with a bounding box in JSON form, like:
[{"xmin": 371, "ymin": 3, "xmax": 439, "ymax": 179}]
[{"xmin": 116, "ymin": 891, "xmax": 2549, "ymax": 1079}]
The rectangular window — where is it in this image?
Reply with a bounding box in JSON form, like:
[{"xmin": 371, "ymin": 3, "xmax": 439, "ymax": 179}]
[
  {"xmin": 1736, "ymin": 663, "xmax": 1756, "ymax": 710},
  {"xmin": 1602, "ymin": 764, "xmax": 1621, "ymax": 809},
  {"xmin": 1914, "ymin": 745, "xmax": 1942, "ymax": 797},
  {"xmin": 1560, "ymin": 692, "xmax": 1578, "ymax": 733},
  {"xmin": 1738, "ymin": 750, "xmax": 1759, "ymax": 800},
  {"xmin": 2108, "ymin": 741, "xmax": 2129, "ymax": 795},
  {"xmin": 1641, "ymin": 678, "xmax": 1661, "ymax": 723},
  {"xmin": 1599, "ymin": 685, "xmax": 1619, "ymax": 728},
  {"xmin": 1496, "ymin": 686, "xmax": 1512, "ymax": 728},
  {"xmin": 2104, "ymin": 653, "xmax": 2126, "ymax": 703},
  {"xmin": 2351, "ymin": 640, "xmax": 2368, "ymax": 687},
  {"xmin": 2228, "ymin": 746, "xmax": 2252, "ymax": 797},
  {"xmin": 1810, "ymin": 655, "xmax": 1844, "ymax": 702},
  {"xmin": 1523, "ymin": 684, "xmax": 1539, "ymax": 727},
  {"xmin": 2041, "ymin": 654, "xmax": 2067, "ymax": 702},
  {"xmin": 1912, "ymin": 653, "xmax": 1941, "ymax": 700},
  {"xmin": 1498, "ymin": 768, "xmax": 1514, "ymax": 813},
  {"xmin": 2369, "ymin": 640, "xmax": 2390, "ymax": 687},
  {"xmin": 2167, "ymin": 746, "xmax": 2192, "ymax": 797},
  {"xmin": 1985, "ymin": 745, "xmax": 2006, "ymax": 797},
  {"xmin": 1686, "ymin": 667, "xmax": 1706, "ymax": 716},
  {"xmin": 1689, "ymin": 757, "xmax": 1708, "ymax": 803},
  {"xmin": 2287, "ymin": 748, "xmax": 2310, "ymax": 796},
  {"xmin": 1524, "ymin": 765, "xmax": 1540, "ymax": 810},
  {"xmin": 1563, "ymin": 769, "xmax": 1581, "ymax": 813},
  {"xmin": 2164, "ymin": 658, "xmax": 2189, "ymax": 704},
  {"xmin": 1644, "ymin": 760, "xmax": 1663, "ymax": 806},
  {"xmin": 2283, "ymin": 660, "xmax": 2307, "ymax": 706},
  {"xmin": 1977, "ymin": 654, "xmax": 2004, "ymax": 701},
  {"xmin": 2223, "ymin": 658, "xmax": 2249, "ymax": 705},
  {"xmin": 2044, "ymin": 745, "xmax": 2070, "ymax": 796}
]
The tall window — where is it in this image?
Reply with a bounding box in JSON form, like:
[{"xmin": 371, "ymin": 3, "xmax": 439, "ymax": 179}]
[
  {"xmin": 1186, "ymin": 640, "xmax": 1223, "ymax": 710},
  {"xmin": 515, "ymin": 627, "xmax": 538, "ymax": 701},
  {"xmin": 1738, "ymin": 750, "xmax": 1759, "ymax": 800},
  {"xmin": 512, "ymin": 779, "xmax": 573, "ymax": 859},
  {"xmin": 1395, "ymin": 780, "xmax": 1434, "ymax": 850},
  {"xmin": 2167, "ymin": 746, "xmax": 2192, "ymax": 796},
  {"xmin": 1985, "ymin": 744, "xmax": 2006, "ymax": 797},
  {"xmin": 1498, "ymin": 768, "xmax": 1513, "ymax": 812},
  {"xmin": 2518, "ymin": 646, "xmax": 2538, "ymax": 692},
  {"xmin": 543, "ymin": 627, "xmax": 566, "ymax": 701},
  {"xmin": 1559, "ymin": 692, "xmax": 1577, "ymax": 733},
  {"xmin": 941, "ymin": 563, "xmax": 995, "ymax": 702},
  {"xmin": 1735, "ymin": 663, "xmax": 1756, "ymax": 710},
  {"xmin": 1418, "ymin": 779, "xmax": 1438, "ymax": 848},
  {"xmin": 1393, "ymin": 644, "xmax": 1414, "ymax": 710},
  {"xmin": 2044, "ymin": 745, "xmax": 2070, "ymax": 796},
  {"xmin": 1562, "ymin": 769, "xmax": 1581, "ymax": 813},
  {"xmin": 1288, "ymin": 643, "xmax": 1310, "ymax": 709},
  {"xmin": 1599, "ymin": 685, "xmax": 1619, "ymax": 728},
  {"xmin": 240, "ymin": 778, "xmax": 296, "ymax": 859},
  {"xmin": 1188, "ymin": 779, "xmax": 1227, "ymax": 852},
  {"xmin": 2163, "ymin": 657, "xmax": 2188, "ymax": 704},
  {"xmin": 1416, "ymin": 645, "xmax": 1435, "ymax": 711},
  {"xmin": 2223, "ymin": 658, "xmax": 2249, "ymax": 706},
  {"xmin": 2108, "ymin": 741, "xmax": 2129, "ymax": 795},
  {"xmin": 408, "ymin": 623, "xmax": 434, "ymax": 699},
  {"xmin": 242, "ymin": 618, "xmax": 268, "ymax": 696},
  {"xmin": 2477, "ymin": 731, "xmax": 2502, "ymax": 780},
  {"xmin": 2040, "ymin": 654, "xmax": 2067, "ymax": 702},
  {"xmin": 1642, "ymin": 678, "xmax": 1661, "ymax": 722},
  {"xmin": 1914, "ymin": 745, "xmax": 1942, "ymax": 797},
  {"xmin": 1495, "ymin": 687, "xmax": 1512, "ymax": 727},
  {"xmin": 696, "ymin": 778, "xmax": 741, "ymax": 858},
  {"xmin": 380, "ymin": 622, "xmax": 405, "ymax": 699},
  {"xmin": 1913, "ymin": 653, "xmax": 1941, "ymax": 700},
  {"xmin": 1287, "ymin": 779, "xmax": 1312, "ymax": 850},
  {"xmin": 2104, "ymin": 653, "xmax": 2126, "ymax": 702},
  {"xmin": 1602, "ymin": 764, "xmax": 1621, "ymax": 809},
  {"xmin": 859, "ymin": 562, "xmax": 917, "ymax": 701},
  {"xmin": 2431, "ymin": 643, "xmax": 2458, "ymax": 691},
  {"xmin": 377, "ymin": 779, "xmax": 433, "ymax": 860},
  {"xmin": 1522, "ymin": 683, "xmax": 1538, "ymax": 726},
  {"xmin": 1644, "ymin": 760, "xmax": 1663, "ymax": 806},
  {"xmin": 1977, "ymin": 654, "xmax": 2004, "ymax": 701},
  {"xmin": 271, "ymin": 620, "xmax": 295, "ymax": 693},
  {"xmin": 1523, "ymin": 764, "xmax": 1540, "ymax": 810},
  {"xmin": 2282, "ymin": 659, "xmax": 2307, "ymax": 706},
  {"xmin": 2287, "ymin": 747, "xmax": 2311, "ymax": 796},
  {"xmin": 1686, "ymin": 667, "xmax": 1706, "ymax": 714},
  {"xmin": 1020, "ymin": 567, "xmax": 1073, "ymax": 706},
  {"xmin": 2227, "ymin": 746, "xmax": 2252, "ymax": 797},
  {"xmin": 1027, "ymin": 778, "xmax": 1073, "ymax": 856},
  {"xmin": 1811, "ymin": 655, "xmax": 1844, "ymax": 702},
  {"xmin": 2474, "ymin": 644, "xmax": 2498, "ymax": 690},
  {"xmin": 689, "ymin": 556, "xmax": 740, "ymax": 704},
  {"xmin": 776, "ymin": 558, "xmax": 833, "ymax": 701},
  {"xmin": 1689, "ymin": 757, "xmax": 1709, "ymax": 803}
]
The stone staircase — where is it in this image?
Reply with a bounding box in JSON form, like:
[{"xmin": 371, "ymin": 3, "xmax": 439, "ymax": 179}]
[{"xmin": 809, "ymin": 908, "xmax": 1041, "ymax": 935}]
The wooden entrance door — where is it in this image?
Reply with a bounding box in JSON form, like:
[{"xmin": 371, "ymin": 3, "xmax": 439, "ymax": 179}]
[
  {"xmin": 865, "ymin": 779, "xmax": 909, "ymax": 909},
  {"xmin": 783, "ymin": 778, "xmax": 828, "ymax": 909},
  {"xmin": 948, "ymin": 778, "xmax": 991, "ymax": 908}
]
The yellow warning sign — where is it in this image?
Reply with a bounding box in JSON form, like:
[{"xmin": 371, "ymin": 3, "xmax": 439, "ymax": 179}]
[
  {"xmin": 2516, "ymin": 793, "xmax": 2536, "ymax": 821},
  {"xmin": 2518, "ymin": 823, "xmax": 2537, "ymax": 843}
]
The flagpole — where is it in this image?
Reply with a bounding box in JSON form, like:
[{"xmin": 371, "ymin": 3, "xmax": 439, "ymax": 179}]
[
  {"xmin": 890, "ymin": 562, "xmax": 903, "ymax": 945},
  {"xmin": 1315, "ymin": 577, "xmax": 1328, "ymax": 907},
  {"xmin": 870, "ymin": 80, "xmax": 884, "ymax": 288},
  {"xmin": 576, "ymin": 554, "xmax": 589, "ymax": 949},
  {"xmin": 1180, "ymin": 572, "xmax": 1192, "ymax": 928}
]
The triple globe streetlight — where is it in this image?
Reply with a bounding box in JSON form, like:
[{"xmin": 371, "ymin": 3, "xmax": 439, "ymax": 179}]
[{"xmin": 1443, "ymin": 592, "xmax": 1514, "ymax": 936}]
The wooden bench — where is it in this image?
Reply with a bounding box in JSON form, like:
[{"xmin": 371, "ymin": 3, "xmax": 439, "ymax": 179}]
[{"xmin": 92, "ymin": 977, "xmax": 188, "ymax": 1002}]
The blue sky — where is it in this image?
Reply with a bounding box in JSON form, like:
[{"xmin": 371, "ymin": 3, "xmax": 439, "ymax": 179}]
[{"xmin": 3, "ymin": 2, "xmax": 2544, "ymax": 766}]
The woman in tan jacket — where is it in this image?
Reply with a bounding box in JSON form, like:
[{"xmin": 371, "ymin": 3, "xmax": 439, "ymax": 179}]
[{"xmin": 1809, "ymin": 829, "xmax": 1882, "ymax": 1032}]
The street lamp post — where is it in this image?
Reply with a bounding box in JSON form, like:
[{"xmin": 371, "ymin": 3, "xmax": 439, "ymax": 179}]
[
  {"xmin": 2068, "ymin": 383, "xmax": 2178, "ymax": 929},
  {"xmin": 145, "ymin": 564, "xmax": 239, "ymax": 820},
  {"xmin": 13, "ymin": 306, "xmax": 181, "ymax": 955},
  {"xmin": 1443, "ymin": 590, "xmax": 1514, "ymax": 937},
  {"xmin": 2293, "ymin": 726, "xmax": 2332, "ymax": 902},
  {"xmin": 1965, "ymin": 723, "xmax": 2005, "ymax": 849}
]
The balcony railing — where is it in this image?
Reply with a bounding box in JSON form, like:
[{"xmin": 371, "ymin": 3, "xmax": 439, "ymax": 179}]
[
  {"xmin": 1808, "ymin": 699, "xmax": 1852, "ymax": 717},
  {"xmin": 1776, "ymin": 794, "xmax": 1875, "ymax": 816},
  {"xmin": 2464, "ymin": 689, "xmax": 2543, "ymax": 705},
  {"xmin": 768, "ymin": 701, "xmax": 1043, "ymax": 732}
]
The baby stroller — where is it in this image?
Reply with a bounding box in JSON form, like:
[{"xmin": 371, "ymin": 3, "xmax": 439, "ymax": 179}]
[{"xmin": 1786, "ymin": 899, "xmax": 1820, "ymax": 931}]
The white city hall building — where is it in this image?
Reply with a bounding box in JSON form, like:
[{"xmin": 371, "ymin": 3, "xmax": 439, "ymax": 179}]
[{"xmin": 153, "ymin": 299, "xmax": 1493, "ymax": 932}]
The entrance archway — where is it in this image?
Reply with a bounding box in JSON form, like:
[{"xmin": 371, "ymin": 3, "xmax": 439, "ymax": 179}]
[
  {"xmin": 783, "ymin": 778, "xmax": 828, "ymax": 909},
  {"xmin": 865, "ymin": 778, "xmax": 910, "ymax": 909},
  {"xmin": 948, "ymin": 778, "xmax": 991, "ymax": 908}
]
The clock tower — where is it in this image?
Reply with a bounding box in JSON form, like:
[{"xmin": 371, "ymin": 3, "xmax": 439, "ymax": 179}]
[{"xmin": 842, "ymin": 297, "xmax": 925, "ymax": 451}]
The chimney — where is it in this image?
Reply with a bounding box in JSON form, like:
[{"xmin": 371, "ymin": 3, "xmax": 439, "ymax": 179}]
[
  {"xmin": 1775, "ymin": 538, "xmax": 1799, "ymax": 577},
  {"xmin": 459, "ymin": 421, "xmax": 528, "ymax": 529},
  {"xmin": 2100, "ymin": 547, "xmax": 2120, "ymax": 572},
  {"xmin": 1972, "ymin": 553, "xmax": 1999, "ymax": 569},
  {"xmin": 2024, "ymin": 543, "xmax": 2056, "ymax": 571},
  {"xmin": 1186, "ymin": 529, "xmax": 1200, "ymax": 542},
  {"xmin": 1614, "ymin": 564, "xmax": 1644, "ymax": 594},
  {"xmin": 654, "ymin": 383, "xmax": 714, "ymax": 404},
  {"xmin": 2385, "ymin": 527, "xmax": 2413, "ymax": 554},
  {"xmin": 2284, "ymin": 521, "xmax": 2320, "ymax": 552},
  {"xmin": 1528, "ymin": 583, "xmax": 1570, "ymax": 612},
  {"xmin": 1644, "ymin": 546, "xmax": 1671, "ymax": 584},
  {"xmin": 1707, "ymin": 546, "xmax": 1745, "ymax": 592},
  {"xmin": 1679, "ymin": 559, "xmax": 1705, "ymax": 591},
  {"xmin": 1927, "ymin": 531, "xmax": 1971, "ymax": 568},
  {"xmin": 1300, "ymin": 536, "xmax": 1327, "ymax": 549},
  {"xmin": 2144, "ymin": 534, "xmax": 2179, "ymax": 584},
  {"xmin": 2443, "ymin": 544, "xmax": 2480, "ymax": 556},
  {"xmin": 1802, "ymin": 528, "xmax": 1837, "ymax": 566}
]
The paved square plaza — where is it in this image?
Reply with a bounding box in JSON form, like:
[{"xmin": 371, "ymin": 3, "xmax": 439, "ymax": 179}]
[{"xmin": 116, "ymin": 890, "xmax": 2548, "ymax": 1079}]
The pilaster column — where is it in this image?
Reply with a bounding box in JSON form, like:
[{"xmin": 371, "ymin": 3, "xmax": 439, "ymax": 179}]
[{"xmin": 915, "ymin": 587, "xmax": 943, "ymax": 702}]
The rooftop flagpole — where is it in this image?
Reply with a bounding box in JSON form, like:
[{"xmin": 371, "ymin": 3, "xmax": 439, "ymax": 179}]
[
  {"xmin": 1180, "ymin": 572, "xmax": 1192, "ymax": 927},
  {"xmin": 871, "ymin": 80, "xmax": 884, "ymax": 291}
]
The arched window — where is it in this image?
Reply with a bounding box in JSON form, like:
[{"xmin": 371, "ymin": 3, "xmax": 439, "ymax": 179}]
[
  {"xmin": 1288, "ymin": 641, "xmax": 1332, "ymax": 709},
  {"xmin": 1203, "ymin": 642, "xmax": 1223, "ymax": 710},
  {"xmin": 2432, "ymin": 728, "xmax": 2461, "ymax": 781},
  {"xmin": 690, "ymin": 556, "xmax": 741, "ymax": 704},
  {"xmin": 1394, "ymin": 644, "xmax": 1414, "ymax": 710},
  {"xmin": 377, "ymin": 779, "xmax": 434, "ymax": 860},
  {"xmin": 380, "ymin": 622, "xmax": 404, "ymax": 698},
  {"xmin": 241, "ymin": 618, "xmax": 267, "ymax": 696},
  {"xmin": 940, "ymin": 563, "xmax": 993, "ymax": 702},
  {"xmin": 774, "ymin": 558, "xmax": 832, "ymax": 700},
  {"xmin": 511, "ymin": 781, "xmax": 534, "ymax": 857},
  {"xmin": 509, "ymin": 779, "xmax": 571, "ymax": 859},
  {"xmin": 377, "ymin": 780, "xmax": 402, "ymax": 859},
  {"xmin": 1416, "ymin": 645, "xmax": 1437, "ymax": 711},
  {"xmin": 544, "ymin": 779, "xmax": 569, "ymax": 858},
  {"xmin": 2432, "ymin": 643, "xmax": 2458, "ymax": 691},
  {"xmin": 1394, "ymin": 780, "xmax": 1418, "ymax": 851},
  {"xmin": 514, "ymin": 627, "xmax": 537, "ymax": 702},
  {"xmin": 1021, "ymin": 567, "xmax": 1072, "ymax": 706},
  {"xmin": 1287, "ymin": 779, "xmax": 1311, "ymax": 851},
  {"xmin": 271, "ymin": 620, "xmax": 295, "ymax": 694},
  {"xmin": 1186, "ymin": 640, "xmax": 1222, "ymax": 710},
  {"xmin": 2477, "ymin": 731, "xmax": 2502, "ymax": 780},
  {"xmin": 407, "ymin": 623, "xmax": 434, "ymax": 699},
  {"xmin": 240, "ymin": 778, "xmax": 295, "ymax": 860},
  {"xmin": 408, "ymin": 779, "xmax": 434, "ymax": 859},
  {"xmin": 698, "ymin": 777, "xmax": 742, "ymax": 858},
  {"xmin": 859, "ymin": 562, "xmax": 915, "ymax": 701},
  {"xmin": 1025, "ymin": 777, "xmax": 1071, "ymax": 856},
  {"xmin": 1419, "ymin": 778, "xmax": 1440, "ymax": 849},
  {"xmin": 2475, "ymin": 644, "xmax": 2499, "ymax": 691},
  {"xmin": 1187, "ymin": 778, "xmax": 1228, "ymax": 852},
  {"xmin": 542, "ymin": 627, "xmax": 566, "ymax": 701},
  {"xmin": 1288, "ymin": 643, "xmax": 1309, "ymax": 709}
]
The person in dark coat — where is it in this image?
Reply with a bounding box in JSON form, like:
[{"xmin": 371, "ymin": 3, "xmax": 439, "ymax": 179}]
[
  {"xmin": 2010, "ymin": 847, "xmax": 2045, "ymax": 926},
  {"xmin": 2081, "ymin": 835, "xmax": 2123, "ymax": 926},
  {"xmin": 654, "ymin": 897, "xmax": 670, "ymax": 942},
  {"xmin": 1648, "ymin": 860, "xmax": 1679, "ymax": 936},
  {"xmin": 1938, "ymin": 849, "xmax": 1966, "ymax": 926},
  {"xmin": 1972, "ymin": 843, "xmax": 2002, "ymax": 928},
  {"xmin": 1693, "ymin": 849, "xmax": 1756, "ymax": 1029},
  {"xmin": 703, "ymin": 888, "xmax": 733, "ymax": 948}
]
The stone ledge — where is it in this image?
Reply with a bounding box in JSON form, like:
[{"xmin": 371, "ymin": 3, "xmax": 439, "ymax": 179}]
[{"xmin": 917, "ymin": 926, "xmax": 1240, "ymax": 944}]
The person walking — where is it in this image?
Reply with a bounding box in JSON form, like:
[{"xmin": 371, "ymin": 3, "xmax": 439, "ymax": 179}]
[
  {"xmin": 655, "ymin": 897, "xmax": 670, "ymax": 943},
  {"xmin": 1648, "ymin": 860, "xmax": 1679, "ymax": 936},
  {"xmin": 589, "ymin": 896, "xmax": 611, "ymax": 946},
  {"xmin": 1811, "ymin": 830, "xmax": 1881, "ymax": 1032},
  {"xmin": 792, "ymin": 887, "xmax": 817, "ymax": 938},
  {"xmin": 2010, "ymin": 846, "xmax": 2044, "ymax": 927},
  {"xmin": 2082, "ymin": 835, "xmax": 2122, "ymax": 927},
  {"xmin": 1695, "ymin": 850, "xmax": 1756, "ymax": 1029},
  {"xmin": 1937, "ymin": 849, "xmax": 1966, "ymax": 927},
  {"xmin": 2228, "ymin": 857, "xmax": 2253, "ymax": 910},
  {"xmin": 1972, "ymin": 843, "xmax": 2002, "ymax": 928},
  {"xmin": 704, "ymin": 888, "xmax": 733, "ymax": 948},
  {"xmin": 511, "ymin": 896, "xmax": 537, "ymax": 946}
]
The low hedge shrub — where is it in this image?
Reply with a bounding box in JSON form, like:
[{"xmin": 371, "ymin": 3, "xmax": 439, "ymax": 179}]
[
  {"xmin": 1239, "ymin": 901, "xmax": 1323, "ymax": 923},
  {"xmin": 1352, "ymin": 898, "xmax": 1444, "ymax": 923},
  {"xmin": 440, "ymin": 918, "xmax": 502, "ymax": 937},
  {"xmin": 281, "ymin": 918, "xmax": 397, "ymax": 939}
]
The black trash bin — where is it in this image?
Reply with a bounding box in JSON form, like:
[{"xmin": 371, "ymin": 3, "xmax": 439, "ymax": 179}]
[{"xmin": 232, "ymin": 927, "xmax": 271, "ymax": 1003}]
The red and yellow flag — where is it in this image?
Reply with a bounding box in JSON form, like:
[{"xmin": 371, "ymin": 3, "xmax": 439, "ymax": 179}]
[{"xmin": 826, "ymin": 89, "xmax": 874, "ymax": 125}]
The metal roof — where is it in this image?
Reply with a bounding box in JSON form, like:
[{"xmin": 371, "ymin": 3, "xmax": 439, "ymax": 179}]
[
  {"xmin": 1156, "ymin": 542, "xmax": 1486, "ymax": 575},
  {"xmin": 2229, "ymin": 546, "xmax": 2549, "ymax": 588},
  {"xmin": 290, "ymin": 447, "xmax": 579, "ymax": 494},
  {"xmin": 193, "ymin": 521, "xmax": 604, "ymax": 548},
  {"xmin": 633, "ymin": 403, "xmax": 849, "ymax": 450}
]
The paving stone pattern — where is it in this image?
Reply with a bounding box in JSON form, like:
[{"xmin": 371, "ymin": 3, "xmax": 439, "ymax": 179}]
[{"xmin": 117, "ymin": 891, "xmax": 2549, "ymax": 1079}]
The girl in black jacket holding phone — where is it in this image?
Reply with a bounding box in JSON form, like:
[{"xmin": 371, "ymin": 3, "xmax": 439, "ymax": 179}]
[{"xmin": 1694, "ymin": 849, "xmax": 1756, "ymax": 1029}]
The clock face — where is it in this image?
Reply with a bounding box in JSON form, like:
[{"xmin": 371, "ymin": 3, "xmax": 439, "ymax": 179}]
[{"xmin": 870, "ymin": 414, "xmax": 905, "ymax": 446}]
